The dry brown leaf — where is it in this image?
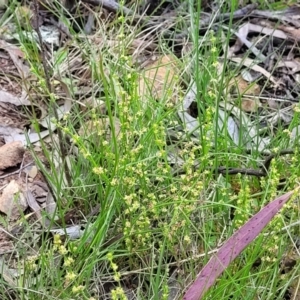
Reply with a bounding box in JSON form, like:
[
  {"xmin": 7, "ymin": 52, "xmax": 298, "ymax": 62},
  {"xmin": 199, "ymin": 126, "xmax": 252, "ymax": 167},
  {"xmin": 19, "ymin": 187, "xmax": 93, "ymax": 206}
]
[
  {"xmin": 278, "ymin": 24, "xmax": 300, "ymax": 41},
  {"xmin": 0, "ymin": 180, "xmax": 27, "ymax": 216},
  {"xmin": 26, "ymin": 166, "xmax": 38, "ymax": 179},
  {"xmin": 227, "ymin": 75, "xmax": 260, "ymax": 96},
  {"xmin": 137, "ymin": 55, "xmax": 181, "ymax": 106},
  {"xmin": 0, "ymin": 141, "xmax": 25, "ymax": 170},
  {"xmin": 227, "ymin": 75, "xmax": 261, "ymax": 112},
  {"xmin": 240, "ymin": 98, "xmax": 261, "ymax": 113},
  {"xmin": 0, "ymin": 40, "xmax": 25, "ymax": 58}
]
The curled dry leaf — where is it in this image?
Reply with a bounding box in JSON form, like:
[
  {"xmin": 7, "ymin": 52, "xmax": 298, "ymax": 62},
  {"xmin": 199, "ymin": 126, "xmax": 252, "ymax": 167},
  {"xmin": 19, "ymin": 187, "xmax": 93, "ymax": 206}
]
[
  {"xmin": 0, "ymin": 141, "xmax": 24, "ymax": 170},
  {"xmin": 137, "ymin": 55, "xmax": 181, "ymax": 106}
]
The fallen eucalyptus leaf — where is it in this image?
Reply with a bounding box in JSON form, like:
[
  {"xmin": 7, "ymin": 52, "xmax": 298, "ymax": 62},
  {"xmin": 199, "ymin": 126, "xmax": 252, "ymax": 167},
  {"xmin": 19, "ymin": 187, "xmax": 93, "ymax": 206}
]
[{"xmin": 183, "ymin": 188, "xmax": 298, "ymax": 300}]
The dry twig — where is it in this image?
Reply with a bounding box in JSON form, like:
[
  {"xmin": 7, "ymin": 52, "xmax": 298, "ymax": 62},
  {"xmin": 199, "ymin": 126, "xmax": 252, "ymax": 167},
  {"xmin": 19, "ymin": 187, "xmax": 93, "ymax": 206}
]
[{"xmin": 32, "ymin": 0, "xmax": 72, "ymax": 189}]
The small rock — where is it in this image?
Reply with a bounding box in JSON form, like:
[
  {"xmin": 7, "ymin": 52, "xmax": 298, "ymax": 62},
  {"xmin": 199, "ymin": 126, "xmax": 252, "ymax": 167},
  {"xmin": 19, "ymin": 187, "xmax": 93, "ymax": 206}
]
[
  {"xmin": 0, "ymin": 180, "xmax": 27, "ymax": 216},
  {"xmin": 0, "ymin": 141, "xmax": 25, "ymax": 170}
]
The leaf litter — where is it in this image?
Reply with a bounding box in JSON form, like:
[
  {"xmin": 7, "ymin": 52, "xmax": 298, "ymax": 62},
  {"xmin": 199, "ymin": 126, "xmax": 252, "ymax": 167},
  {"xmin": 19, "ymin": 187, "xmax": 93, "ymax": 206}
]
[{"xmin": 0, "ymin": 1, "xmax": 300, "ymax": 299}]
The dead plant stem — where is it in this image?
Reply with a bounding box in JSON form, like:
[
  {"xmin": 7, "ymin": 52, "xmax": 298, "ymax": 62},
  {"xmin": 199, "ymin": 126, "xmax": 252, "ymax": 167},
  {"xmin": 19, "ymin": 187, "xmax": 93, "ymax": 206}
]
[{"xmin": 32, "ymin": 0, "xmax": 72, "ymax": 189}]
